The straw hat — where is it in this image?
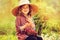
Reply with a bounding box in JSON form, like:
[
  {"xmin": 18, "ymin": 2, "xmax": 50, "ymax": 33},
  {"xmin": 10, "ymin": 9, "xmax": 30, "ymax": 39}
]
[{"xmin": 12, "ymin": 0, "xmax": 39, "ymax": 16}]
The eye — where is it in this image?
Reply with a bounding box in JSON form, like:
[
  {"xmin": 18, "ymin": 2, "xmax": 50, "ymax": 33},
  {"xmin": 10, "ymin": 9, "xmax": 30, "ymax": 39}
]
[{"xmin": 22, "ymin": 5, "xmax": 29, "ymax": 9}]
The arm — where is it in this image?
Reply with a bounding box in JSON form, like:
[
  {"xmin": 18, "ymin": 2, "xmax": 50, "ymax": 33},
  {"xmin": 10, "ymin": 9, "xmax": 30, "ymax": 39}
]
[
  {"xmin": 16, "ymin": 16, "xmax": 32, "ymax": 31},
  {"xmin": 26, "ymin": 18, "xmax": 35, "ymax": 29},
  {"xmin": 20, "ymin": 21, "xmax": 35, "ymax": 31},
  {"xmin": 19, "ymin": 23, "xmax": 29, "ymax": 31},
  {"xmin": 19, "ymin": 17, "xmax": 35, "ymax": 31}
]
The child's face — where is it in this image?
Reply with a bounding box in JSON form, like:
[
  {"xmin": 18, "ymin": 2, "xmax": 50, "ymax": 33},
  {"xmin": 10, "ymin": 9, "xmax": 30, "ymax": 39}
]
[{"xmin": 21, "ymin": 4, "xmax": 29, "ymax": 15}]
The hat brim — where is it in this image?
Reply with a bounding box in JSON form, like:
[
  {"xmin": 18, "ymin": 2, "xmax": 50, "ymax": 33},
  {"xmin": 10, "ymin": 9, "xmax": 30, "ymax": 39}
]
[{"xmin": 12, "ymin": 4, "xmax": 39, "ymax": 16}]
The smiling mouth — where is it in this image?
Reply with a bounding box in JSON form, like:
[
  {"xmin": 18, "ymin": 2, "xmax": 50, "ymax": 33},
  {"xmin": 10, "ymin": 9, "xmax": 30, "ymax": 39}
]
[{"xmin": 24, "ymin": 10, "xmax": 29, "ymax": 12}]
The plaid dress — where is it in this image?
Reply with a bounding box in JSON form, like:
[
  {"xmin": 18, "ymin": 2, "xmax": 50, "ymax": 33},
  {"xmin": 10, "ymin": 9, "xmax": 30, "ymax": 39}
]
[{"xmin": 15, "ymin": 14, "xmax": 37, "ymax": 40}]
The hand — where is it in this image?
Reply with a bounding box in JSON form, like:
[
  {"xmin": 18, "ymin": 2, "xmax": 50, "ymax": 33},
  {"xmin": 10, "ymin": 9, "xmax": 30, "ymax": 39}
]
[
  {"xmin": 19, "ymin": 23, "xmax": 29, "ymax": 30},
  {"xmin": 25, "ymin": 28, "xmax": 37, "ymax": 36},
  {"xmin": 19, "ymin": 26, "xmax": 25, "ymax": 31}
]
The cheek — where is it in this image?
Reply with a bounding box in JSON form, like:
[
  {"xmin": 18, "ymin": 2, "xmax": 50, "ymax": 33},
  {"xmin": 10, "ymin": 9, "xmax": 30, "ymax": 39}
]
[{"xmin": 27, "ymin": 9, "xmax": 29, "ymax": 12}]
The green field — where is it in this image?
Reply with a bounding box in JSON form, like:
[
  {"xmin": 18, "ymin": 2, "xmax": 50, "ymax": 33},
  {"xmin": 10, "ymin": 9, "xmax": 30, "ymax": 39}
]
[{"xmin": 0, "ymin": 0, "xmax": 60, "ymax": 40}]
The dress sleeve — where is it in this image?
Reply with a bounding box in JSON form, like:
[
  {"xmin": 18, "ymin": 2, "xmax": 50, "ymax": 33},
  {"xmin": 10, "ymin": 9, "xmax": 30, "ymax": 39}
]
[
  {"xmin": 15, "ymin": 16, "xmax": 26, "ymax": 31},
  {"xmin": 15, "ymin": 16, "xmax": 22, "ymax": 32},
  {"xmin": 15, "ymin": 16, "xmax": 21, "ymax": 27}
]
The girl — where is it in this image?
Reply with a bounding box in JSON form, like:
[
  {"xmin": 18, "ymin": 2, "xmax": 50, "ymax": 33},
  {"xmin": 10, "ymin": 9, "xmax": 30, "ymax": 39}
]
[{"xmin": 12, "ymin": 0, "xmax": 38, "ymax": 40}]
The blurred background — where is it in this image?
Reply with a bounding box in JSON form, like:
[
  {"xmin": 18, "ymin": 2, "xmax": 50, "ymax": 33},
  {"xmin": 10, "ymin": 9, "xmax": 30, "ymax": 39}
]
[{"xmin": 0, "ymin": 0, "xmax": 60, "ymax": 40}]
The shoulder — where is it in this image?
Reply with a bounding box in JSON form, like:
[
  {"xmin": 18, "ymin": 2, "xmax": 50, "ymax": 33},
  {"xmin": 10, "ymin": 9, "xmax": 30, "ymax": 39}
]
[{"xmin": 16, "ymin": 16, "xmax": 21, "ymax": 20}]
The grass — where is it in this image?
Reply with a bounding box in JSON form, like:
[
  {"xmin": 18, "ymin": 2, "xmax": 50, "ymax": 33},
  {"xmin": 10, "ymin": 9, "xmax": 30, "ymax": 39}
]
[
  {"xmin": 0, "ymin": 35, "xmax": 17, "ymax": 40},
  {"xmin": 0, "ymin": 33, "xmax": 60, "ymax": 40}
]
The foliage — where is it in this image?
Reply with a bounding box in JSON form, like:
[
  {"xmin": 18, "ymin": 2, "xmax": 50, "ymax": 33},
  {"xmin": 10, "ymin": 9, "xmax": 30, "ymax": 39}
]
[{"xmin": 0, "ymin": 0, "xmax": 60, "ymax": 40}]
